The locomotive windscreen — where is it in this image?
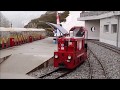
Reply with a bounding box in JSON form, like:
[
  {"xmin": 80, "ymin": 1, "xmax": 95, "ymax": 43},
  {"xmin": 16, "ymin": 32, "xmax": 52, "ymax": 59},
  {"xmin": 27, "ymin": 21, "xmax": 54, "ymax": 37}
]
[
  {"xmin": 71, "ymin": 27, "xmax": 85, "ymax": 37},
  {"xmin": 70, "ymin": 27, "xmax": 84, "ymax": 37}
]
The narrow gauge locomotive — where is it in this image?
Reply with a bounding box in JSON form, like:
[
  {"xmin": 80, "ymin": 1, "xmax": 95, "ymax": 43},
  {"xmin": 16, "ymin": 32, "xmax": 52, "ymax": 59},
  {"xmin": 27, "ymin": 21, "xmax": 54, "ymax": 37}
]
[
  {"xmin": 54, "ymin": 26, "xmax": 87, "ymax": 69},
  {"xmin": 0, "ymin": 27, "xmax": 46, "ymax": 49}
]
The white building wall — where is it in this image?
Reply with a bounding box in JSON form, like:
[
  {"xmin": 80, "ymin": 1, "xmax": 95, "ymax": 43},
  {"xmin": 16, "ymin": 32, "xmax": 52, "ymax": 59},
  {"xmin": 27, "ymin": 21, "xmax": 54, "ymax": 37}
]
[
  {"xmin": 85, "ymin": 20, "xmax": 100, "ymax": 39},
  {"xmin": 100, "ymin": 16, "xmax": 118, "ymax": 46}
]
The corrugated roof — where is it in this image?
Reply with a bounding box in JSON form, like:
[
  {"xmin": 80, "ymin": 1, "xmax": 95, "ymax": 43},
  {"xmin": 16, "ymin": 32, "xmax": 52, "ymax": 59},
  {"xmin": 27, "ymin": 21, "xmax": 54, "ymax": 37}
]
[{"xmin": 46, "ymin": 22, "xmax": 68, "ymax": 35}]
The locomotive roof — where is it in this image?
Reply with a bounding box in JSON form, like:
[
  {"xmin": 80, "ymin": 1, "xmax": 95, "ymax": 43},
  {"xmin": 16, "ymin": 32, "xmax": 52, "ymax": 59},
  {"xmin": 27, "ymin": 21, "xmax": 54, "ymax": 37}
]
[
  {"xmin": 0, "ymin": 27, "xmax": 45, "ymax": 31},
  {"xmin": 69, "ymin": 26, "xmax": 86, "ymax": 31}
]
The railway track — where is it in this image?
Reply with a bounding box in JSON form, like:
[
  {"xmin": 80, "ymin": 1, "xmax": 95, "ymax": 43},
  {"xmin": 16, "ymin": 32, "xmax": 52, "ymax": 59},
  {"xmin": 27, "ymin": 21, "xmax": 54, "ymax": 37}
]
[
  {"xmin": 87, "ymin": 39, "xmax": 120, "ymax": 54},
  {"xmin": 38, "ymin": 68, "xmax": 74, "ymax": 79},
  {"xmin": 87, "ymin": 50, "xmax": 93, "ymax": 79},
  {"xmin": 87, "ymin": 47, "xmax": 108, "ymax": 79}
]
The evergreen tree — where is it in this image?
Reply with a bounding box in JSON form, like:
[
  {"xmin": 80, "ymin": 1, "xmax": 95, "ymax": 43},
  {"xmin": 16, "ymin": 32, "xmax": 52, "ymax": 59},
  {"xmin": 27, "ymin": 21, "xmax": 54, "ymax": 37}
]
[{"xmin": 24, "ymin": 11, "xmax": 69, "ymax": 36}]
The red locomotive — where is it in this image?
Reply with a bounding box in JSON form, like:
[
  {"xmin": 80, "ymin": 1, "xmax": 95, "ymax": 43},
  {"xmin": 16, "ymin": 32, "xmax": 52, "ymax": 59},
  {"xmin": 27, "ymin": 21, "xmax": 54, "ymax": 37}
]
[{"xmin": 54, "ymin": 26, "xmax": 88, "ymax": 69}]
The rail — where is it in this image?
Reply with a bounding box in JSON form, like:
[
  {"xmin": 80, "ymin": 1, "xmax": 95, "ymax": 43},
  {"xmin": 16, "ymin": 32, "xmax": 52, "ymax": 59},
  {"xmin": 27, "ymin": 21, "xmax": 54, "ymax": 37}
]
[
  {"xmin": 87, "ymin": 46, "xmax": 108, "ymax": 79},
  {"xmin": 38, "ymin": 68, "xmax": 73, "ymax": 79},
  {"xmin": 87, "ymin": 39, "xmax": 120, "ymax": 54},
  {"xmin": 87, "ymin": 50, "xmax": 93, "ymax": 79}
]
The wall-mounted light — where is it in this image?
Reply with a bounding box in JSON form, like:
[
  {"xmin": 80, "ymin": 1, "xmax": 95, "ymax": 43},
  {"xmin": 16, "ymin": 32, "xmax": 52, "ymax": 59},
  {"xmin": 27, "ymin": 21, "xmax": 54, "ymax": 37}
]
[{"xmin": 91, "ymin": 26, "xmax": 95, "ymax": 32}]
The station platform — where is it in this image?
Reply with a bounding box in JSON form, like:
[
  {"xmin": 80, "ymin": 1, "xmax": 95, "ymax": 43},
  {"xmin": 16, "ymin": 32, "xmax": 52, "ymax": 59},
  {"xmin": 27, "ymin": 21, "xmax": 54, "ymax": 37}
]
[
  {"xmin": 0, "ymin": 73, "xmax": 35, "ymax": 79},
  {"xmin": 0, "ymin": 37, "xmax": 57, "ymax": 79}
]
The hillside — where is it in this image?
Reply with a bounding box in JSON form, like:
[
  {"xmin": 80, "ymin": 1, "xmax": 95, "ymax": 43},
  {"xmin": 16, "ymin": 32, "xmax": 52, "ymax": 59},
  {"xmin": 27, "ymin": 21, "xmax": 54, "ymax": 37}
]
[
  {"xmin": 24, "ymin": 11, "xmax": 69, "ymax": 28},
  {"xmin": 24, "ymin": 11, "xmax": 69, "ymax": 36}
]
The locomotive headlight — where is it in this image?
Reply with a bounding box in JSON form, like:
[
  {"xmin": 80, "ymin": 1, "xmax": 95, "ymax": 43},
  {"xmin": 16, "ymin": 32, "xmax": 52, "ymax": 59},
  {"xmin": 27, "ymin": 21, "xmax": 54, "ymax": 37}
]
[
  {"xmin": 55, "ymin": 55, "xmax": 58, "ymax": 59},
  {"xmin": 68, "ymin": 56, "xmax": 71, "ymax": 59},
  {"xmin": 67, "ymin": 60, "xmax": 71, "ymax": 62}
]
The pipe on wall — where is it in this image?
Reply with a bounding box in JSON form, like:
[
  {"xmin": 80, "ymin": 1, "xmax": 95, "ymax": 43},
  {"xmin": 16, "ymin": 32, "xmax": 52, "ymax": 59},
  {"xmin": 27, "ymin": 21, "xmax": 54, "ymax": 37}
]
[{"xmin": 116, "ymin": 15, "xmax": 119, "ymax": 47}]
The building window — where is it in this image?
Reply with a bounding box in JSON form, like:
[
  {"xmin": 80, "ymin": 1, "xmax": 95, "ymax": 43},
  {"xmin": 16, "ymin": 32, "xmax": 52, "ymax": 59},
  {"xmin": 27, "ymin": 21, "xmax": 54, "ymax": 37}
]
[
  {"xmin": 111, "ymin": 24, "xmax": 117, "ymax": 33},
  {"xmin": 104, "ymin": 25, "xmax": 109, "ymax": 32}
]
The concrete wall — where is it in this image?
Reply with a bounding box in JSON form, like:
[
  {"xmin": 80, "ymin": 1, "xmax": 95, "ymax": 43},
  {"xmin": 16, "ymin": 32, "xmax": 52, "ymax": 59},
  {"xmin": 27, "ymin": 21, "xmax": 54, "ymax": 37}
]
[
  {"xmin": 100, "ymin": 16, "xmax": 119, "ymax": 46},
  {"xmin": 85, "ymin": 20, "xmax": 100, "ymax": 39}
]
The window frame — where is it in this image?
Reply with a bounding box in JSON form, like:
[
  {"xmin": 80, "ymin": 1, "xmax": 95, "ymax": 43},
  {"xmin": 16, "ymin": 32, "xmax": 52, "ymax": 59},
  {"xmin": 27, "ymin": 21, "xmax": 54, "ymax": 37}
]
[
  {"xmin": 111, "ymin": 24, "xmax": 117, "ymax": 34},
  {"xmin": 104, "ymin": 25, "xmax": 109, "ymax": 33}
]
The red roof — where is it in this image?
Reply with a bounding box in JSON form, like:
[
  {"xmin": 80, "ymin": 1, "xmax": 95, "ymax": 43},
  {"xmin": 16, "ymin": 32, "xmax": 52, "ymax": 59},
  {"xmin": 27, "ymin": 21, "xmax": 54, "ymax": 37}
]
[{"xmin": 69, "ymin": 26, "xmax": 86, "ymax": 31}]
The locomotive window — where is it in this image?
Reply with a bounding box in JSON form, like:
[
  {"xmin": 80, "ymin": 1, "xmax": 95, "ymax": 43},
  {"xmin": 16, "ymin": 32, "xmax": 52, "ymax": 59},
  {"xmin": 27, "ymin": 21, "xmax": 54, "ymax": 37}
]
[
  {"xmin": 76, "ymin": 30, "xmax": 85, "ymax": 37},
  {"xmin": 73, "ymin": 28, "xmax": 79, "ymax": 36},
  {"xmin": 72, "ymin": 28, "xmax": 85, "ymax": 37}
]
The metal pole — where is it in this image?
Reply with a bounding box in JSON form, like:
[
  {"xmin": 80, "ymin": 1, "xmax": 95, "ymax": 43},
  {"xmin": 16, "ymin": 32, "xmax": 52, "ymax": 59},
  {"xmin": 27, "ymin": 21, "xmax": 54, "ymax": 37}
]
[
  {"xmin": 11, "ymin": 23, "xmax": 12, "ymax": 28},
  {"xmin": 117, "ymin": 15, "xmax": 119, "ymax": 47}
]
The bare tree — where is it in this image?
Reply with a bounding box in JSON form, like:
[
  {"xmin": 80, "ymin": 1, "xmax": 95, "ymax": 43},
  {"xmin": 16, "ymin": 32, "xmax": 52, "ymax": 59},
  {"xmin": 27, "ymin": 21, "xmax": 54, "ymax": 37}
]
[{"xmin": 0, "ymin": 11, "xmax": 10, "ymax": 27}]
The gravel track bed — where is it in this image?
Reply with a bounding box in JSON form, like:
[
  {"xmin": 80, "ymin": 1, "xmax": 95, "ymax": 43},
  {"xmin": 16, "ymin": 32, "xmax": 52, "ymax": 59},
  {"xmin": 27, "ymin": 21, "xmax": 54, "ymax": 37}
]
[
  {"xmin": 87, "ymin": 49, "xmax": 106, "ymax": 79},
  {"xmin": 59, "ymin": 60, "xmax": 90, "ymax": 79},
  {"xmin": 87, "ymin": 42, "xmax": 120, "ymax": 79},
  {"xmin": 28, "ymin": 66, "xmax": 57, "ymax": 78}
]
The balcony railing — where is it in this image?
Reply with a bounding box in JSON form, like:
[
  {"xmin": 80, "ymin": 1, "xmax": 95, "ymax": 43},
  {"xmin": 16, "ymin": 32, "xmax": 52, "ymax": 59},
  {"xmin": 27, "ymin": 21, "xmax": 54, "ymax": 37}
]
[{"xmin": 80, "ymin": 11, "xmax": 111, "ymax": 17}]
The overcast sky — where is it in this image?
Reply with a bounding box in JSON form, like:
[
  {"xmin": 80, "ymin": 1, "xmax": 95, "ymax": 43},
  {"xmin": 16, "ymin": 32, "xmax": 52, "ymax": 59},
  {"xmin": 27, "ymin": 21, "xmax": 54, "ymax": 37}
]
[{"xmin": 1, "ymin": 11, "xmax": 84, "ymax": 31}]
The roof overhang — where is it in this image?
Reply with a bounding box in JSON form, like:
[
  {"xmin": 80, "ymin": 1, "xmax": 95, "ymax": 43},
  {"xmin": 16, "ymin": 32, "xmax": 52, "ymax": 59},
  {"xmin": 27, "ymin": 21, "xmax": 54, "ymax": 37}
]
[{"xmin": 77, "ymin": 11, "xmax": 120, "ymax": 21}]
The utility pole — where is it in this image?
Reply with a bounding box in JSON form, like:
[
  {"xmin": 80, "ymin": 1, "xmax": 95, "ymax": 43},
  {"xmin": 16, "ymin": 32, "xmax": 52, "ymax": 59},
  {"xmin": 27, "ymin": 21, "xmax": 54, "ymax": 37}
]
[{"xmin": 117, "ymin": 15, "xmax": 119, "ymax": 47}]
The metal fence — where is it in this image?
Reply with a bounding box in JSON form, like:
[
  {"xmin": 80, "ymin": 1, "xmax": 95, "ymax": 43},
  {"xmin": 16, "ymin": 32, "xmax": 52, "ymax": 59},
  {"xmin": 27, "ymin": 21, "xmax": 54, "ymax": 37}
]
[{"xmin": 80, "ymin": 11, "xmax": 111, "ymax": 17}]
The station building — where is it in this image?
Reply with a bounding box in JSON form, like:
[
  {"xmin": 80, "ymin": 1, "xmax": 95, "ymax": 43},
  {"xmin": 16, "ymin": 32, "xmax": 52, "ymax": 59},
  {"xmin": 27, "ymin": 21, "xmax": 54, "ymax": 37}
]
[{"xmin": 77, "ymin": 11, "xmax": 120, "ymax": 47}]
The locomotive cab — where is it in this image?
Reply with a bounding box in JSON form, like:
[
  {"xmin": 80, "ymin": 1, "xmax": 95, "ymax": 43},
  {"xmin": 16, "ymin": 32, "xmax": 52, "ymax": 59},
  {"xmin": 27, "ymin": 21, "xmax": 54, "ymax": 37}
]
[{"xmin": 69, "ymin": 27, "xmax": 85, "ymax": 37}]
